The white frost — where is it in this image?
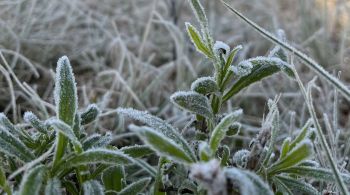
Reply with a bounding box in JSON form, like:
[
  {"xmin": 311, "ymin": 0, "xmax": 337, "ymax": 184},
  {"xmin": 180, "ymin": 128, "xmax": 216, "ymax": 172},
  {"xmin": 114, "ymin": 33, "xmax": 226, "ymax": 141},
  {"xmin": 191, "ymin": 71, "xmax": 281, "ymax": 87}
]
[{"xmin": 213, "ymin": 41, "xmax": 230, "ymax": 58}]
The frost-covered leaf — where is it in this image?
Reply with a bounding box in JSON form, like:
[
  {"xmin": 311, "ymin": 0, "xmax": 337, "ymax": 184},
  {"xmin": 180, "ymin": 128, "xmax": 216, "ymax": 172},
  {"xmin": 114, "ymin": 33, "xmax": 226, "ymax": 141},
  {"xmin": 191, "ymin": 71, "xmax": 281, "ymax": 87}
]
[
  {"xmin": 82, "ymin": 133, "xmax": 112, "ymax": 150},
  {"xmin": 268, "ymin": 140, "xmax": 313, "ymax": 174},
  {"xmin": 282, "ymin": 166, "xmax": 350, "ymax": 184},
  {"xmin": 130, "ymin": 125, "xmax": 194, "ymax": 164},
  {"xmin": 170, "ymin": 91, "xmax": 213, "ymax": 119},
  {"xmin": 279, "ymin": 137, "xmax": 291, "ymax": 160},
  {"xmin": 209, "ymin": 109, "xmax": 242, "ymax": 152},
  {"xmin": 81, "ymin": 104, "xmax": 100, "ymax": 125},
  {"xmin": 0, "ymin": 166, "xmax": 5, "ymax": 187},
  {"xmin": 102, "ymin": 166, "xmax": 125, "ymax": 192},
  {"xmin": 0, "ymin": 126, "xmax": 35, "ymax": 162},
  {"xmin": 118, "ymin": 177, "xmax": 151, "ymax": 195},
  {"xmin": 0, "ymin": 113, "xmax": 20, "ymax": 135},
  {"xmin": 23, "ymin": 111, "xmax": 47, "ymax": 134},
  {"xmin": 18, "ymin": 165, "xmax": 46, "ymax": 195},
  {"xmin": 275, "ymin": 175, "xmax": 319, "ymax": 195},
  {"xmin": 223, "ymin": 45, "xmax": 243, "ymax": 74},
  {"xmin": 120, "ymin": 145, "xmax": 154, "ymax": 158},
  {"xmin": 186, "ymin": 23, "xmax": 213, "ymax": 58},
  {"xmin": 289, "ymin": 120, "xmax": 312, "ymax": 150},
  {"xmin": 54, "ymin": 148, "xmax": 132, "ymax": 174},
  {"xmin": 45, "ymin": 178, "xmax": 62, "ymax": 195},
  {"xmin": 188, "ymin": 0, "xmax": 208, "ymax": 30},
  {"xmin": 198, "ymin": 142, "xmax": 212, "ymax": 162},
  {"xmin": 117, "ymin": 108, "xmax": 196, "ymax": 161},
  {"xmin": 220, "ymin": 145, "xmax": 230, "ymax": 166},
  {"xmin": 46, "ymin": 119, "xmax": 81, "ymax": 149},
  {"xmin": 83, "ymin": 180, "xmax": 104, "ymax": 195},
  {"xmin": 224, "ymin": 57, "xmax": 294, "ymax": 101},
  {"xmin": 190, "ymin": 77, "xmax": 219, "ymax": 95},
  {"xmin": 225, "ymin": 167, "xmax": 273, "ymax": 195},
  {"xmin": 269, "ymin": 46, "xmax": 288, "ymax": 62},
  {"xmin": 54, "ymin": 56, "xmax": 77, "ymax": 126}
]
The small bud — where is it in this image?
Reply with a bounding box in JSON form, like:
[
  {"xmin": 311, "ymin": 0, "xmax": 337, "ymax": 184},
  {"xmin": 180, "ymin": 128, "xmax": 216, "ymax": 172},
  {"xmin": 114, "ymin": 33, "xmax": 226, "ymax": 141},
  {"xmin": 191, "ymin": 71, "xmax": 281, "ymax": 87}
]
[
  {"xmin": 213, "ymin": 41, "xmax": 230, "ymax": 58},
  {"xmin": 232, "ymin": 149, "xmax": 250, "ymax": 168}
]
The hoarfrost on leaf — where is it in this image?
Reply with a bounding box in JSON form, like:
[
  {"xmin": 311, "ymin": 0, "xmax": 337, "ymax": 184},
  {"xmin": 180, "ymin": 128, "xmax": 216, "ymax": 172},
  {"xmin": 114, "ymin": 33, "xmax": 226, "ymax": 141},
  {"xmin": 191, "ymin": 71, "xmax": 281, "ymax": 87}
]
[
  {"xmin": 170, "ymin": 91, "xmax": 213, "ymax": 119},
  {"xmin": 231, "ymin": 60, "xmax": 253, "ymax": 76}
]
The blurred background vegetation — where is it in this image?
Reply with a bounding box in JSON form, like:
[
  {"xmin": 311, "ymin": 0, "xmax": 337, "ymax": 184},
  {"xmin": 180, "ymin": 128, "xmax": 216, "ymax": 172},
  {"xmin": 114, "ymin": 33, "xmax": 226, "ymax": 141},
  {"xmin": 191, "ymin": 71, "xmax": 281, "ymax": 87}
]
[{"xmin": 0, "ymin": 0, "xmax": 350, "ymax": 136}]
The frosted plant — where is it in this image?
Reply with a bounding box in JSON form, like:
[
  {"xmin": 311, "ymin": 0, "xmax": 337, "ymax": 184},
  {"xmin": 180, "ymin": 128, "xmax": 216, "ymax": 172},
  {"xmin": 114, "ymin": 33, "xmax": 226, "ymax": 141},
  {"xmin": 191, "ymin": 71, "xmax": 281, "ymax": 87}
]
[{"xmin": 0, "ymin": 0, "xmax": 349, "ymax": 194}]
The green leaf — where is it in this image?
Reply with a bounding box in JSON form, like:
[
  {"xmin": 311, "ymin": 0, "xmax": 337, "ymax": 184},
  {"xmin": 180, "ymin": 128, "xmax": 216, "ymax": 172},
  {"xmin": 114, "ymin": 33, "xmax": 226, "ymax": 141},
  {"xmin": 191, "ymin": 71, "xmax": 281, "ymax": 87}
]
[
  {"xmin": 45, "ymin": 178, "xmax": 62, "ymax": 195},
  {"xmin": 54, "ymin": 148, "xmax": 132, "ymax": 174},
  {"xmin": 0, "ymin": 113, "xmax": 20, "ymax": 135},
  {"xmin": 102, "ymin": 166, "xmax": 125, "ymax": 192},
  {"xmin": 269, "ymin": 46, "xmax": 288, "ymax": 62},
  {"xmin": 54, "ymin": 56, "xmax": 77, "ymax": 126},
  {"xmin": 220, "ymin": 145, "xmax": 230, "ymax": 166},
  {"xmin": 272, "ymin": 177, "xmax": 293, "ymax": 195},
  {"xmin": 18, "ymin": 165, "xmax": 46, "ymax": 195},
  {"xmin": 46, "ymin": 119, "xmax": 82, "ymax": 151},
  {"xmin": 275, "ymin": 175, "xmax": 319, "ymax": 195},
  {"xmin": 268, "ymin": 140, "xmax": 313, "ymax": 175},
  {"xmin": 130, "ymin": 125, "xmax": 194, "ymax": 164},
  {"xmin": 117, "ymin": 108, "xmax": 196, "ymax": 162},
  {"xmin": 83, "ymin": 180, "xmax": 104, "ymax": 195},
  {"xmin": 120, "ymin": 145, "xmax": 154, "ymax": 158},
  {"xmin": 188, "ymin": 0, "xmax": 208, "ymax": 30},
  {"xmin": 279, "ymin": 137, "xmax": 291, "ymax": 160},
  {"xmin": 289, "ymin": 119, "xmax": 312, "ymax": 150},
  {"xmin": 282, "ymin": 166, "xmax": 350, "ymax": 184},
  {"xmin": 223, "ymin": 45, "xmax": 243, "ymax": 76},
  {"xmin": 190, "ymin": 77, "xmax": 219, "ymax": 95},
  {"xmin": 118, "ymin": 177, "xmax": 151, "ymax": 195},
  {"xmin": 53, "ymin": 56, "xmax": 78, "ymax": 166},
  {"xmin": 0, "ymin": 126, "xmax": 35, "ymax": 162},
  {"xmin": 23, "ymin": 112, "xmax": 48, "ymax": 134},
  {"xmin": 186, "ymin": 23, "xmax": 213, "ymax": 58},
  {"xmin": 170, "ymin": 91, "xmax": 213, "ymax": 119},
  {"xmin": 225, "ymin": 168, "xmax": 273, "ymax": 195},
  {"xmin": 209, "ymin": 109, "xmax": 242, "ymax": 152},
  {"xmin": 0, "ymin": 166, "xmax": 6, "ymax": 187},
  {"xmin": 223, "ymin": 57, "xmax": 294, "ymax": 101},
  {"xmin": 198, "ymin": 142, "xmax": 212, "ymax": 162},
  {"xmin": 82, "ymin": 133, "xmax": 112, "ymax": 150},
  {"xmin": 81, "ymin": 104, "xmax": 100, "ymax": 125}
]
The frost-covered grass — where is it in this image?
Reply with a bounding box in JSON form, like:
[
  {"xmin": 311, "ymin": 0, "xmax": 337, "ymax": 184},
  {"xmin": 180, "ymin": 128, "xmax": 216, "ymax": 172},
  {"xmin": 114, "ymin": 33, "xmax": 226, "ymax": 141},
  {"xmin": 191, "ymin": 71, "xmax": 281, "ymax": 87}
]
[{"xmin": 0, "ymin": 0, "xmax": 350, "ymax": 194}]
